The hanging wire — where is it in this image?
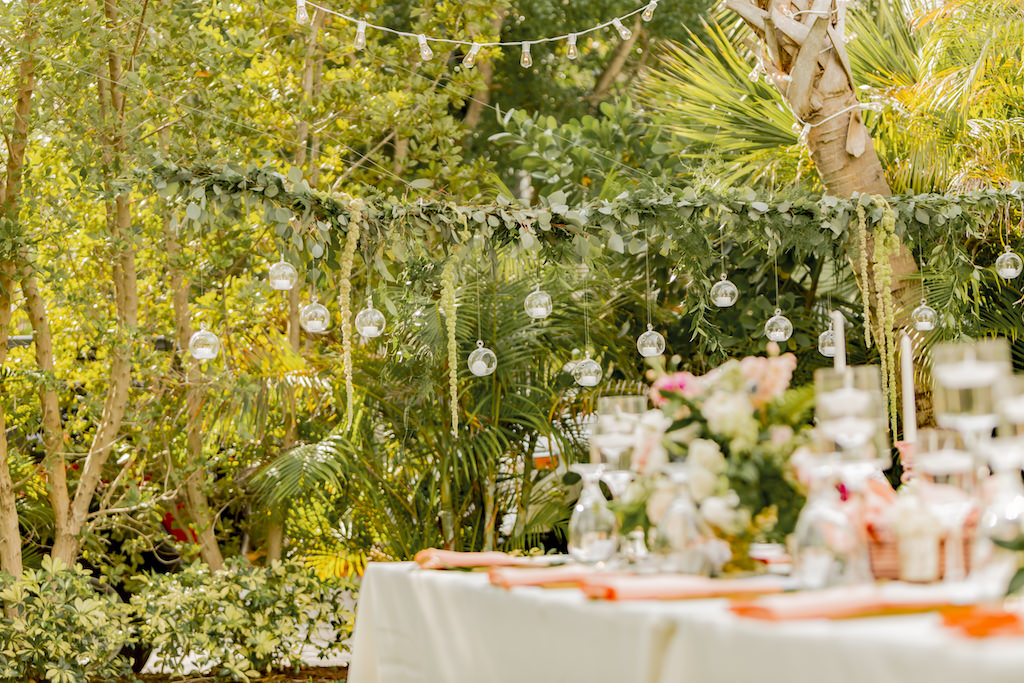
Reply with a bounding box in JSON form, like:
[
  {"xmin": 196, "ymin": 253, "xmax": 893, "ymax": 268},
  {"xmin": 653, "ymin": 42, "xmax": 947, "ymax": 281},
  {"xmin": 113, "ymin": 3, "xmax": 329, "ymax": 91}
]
[
  {"xmin": 774, "ymin": 246, "xmax": 781, "ymax": 310},
  {"xmin": 643, "ymin": 224, "xmax": 653, "ymax": 328},
  {"xmin": 719, "ymin": 223, "xmax": 727, "ymax": 277},
  {"xmin": 583, "ymin": 265, "xmax": 591, "ymax": 353},
  {"xmin": 476, "ymin": 268, "xmax": 482, "ymax": 343}
]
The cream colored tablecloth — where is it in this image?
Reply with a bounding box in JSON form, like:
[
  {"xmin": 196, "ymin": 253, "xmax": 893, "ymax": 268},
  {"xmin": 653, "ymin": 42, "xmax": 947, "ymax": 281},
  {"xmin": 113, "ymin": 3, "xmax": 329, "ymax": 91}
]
[{"xmin": 348, "ymin": 562, "xmax": 1024, "ymax": 683}]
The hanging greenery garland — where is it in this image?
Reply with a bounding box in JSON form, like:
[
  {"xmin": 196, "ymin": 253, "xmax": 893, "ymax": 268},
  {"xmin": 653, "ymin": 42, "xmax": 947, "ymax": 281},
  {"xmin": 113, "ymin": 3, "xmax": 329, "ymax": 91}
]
[
  {"xmin": 871, "ymin": 196, "xmax": 900, "ymax": 436},
  {"xmin": 855, "ymin": 201, "xmax": 872, "ymax": 349},
  {"xmin": 440, "ymin": 261, "xmax": 459, "ymax": 434},
  {"xmin": 339, "ymin": 197, "xmax": 363, "ymax": 429}
]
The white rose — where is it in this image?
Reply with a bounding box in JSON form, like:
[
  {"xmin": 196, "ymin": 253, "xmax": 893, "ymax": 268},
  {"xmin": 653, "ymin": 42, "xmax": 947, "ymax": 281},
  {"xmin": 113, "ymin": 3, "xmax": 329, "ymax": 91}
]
[
  {"xmin": 700, "ymin": 495, "xmax": 741, "ymax": 533},
  {"xmin": 687, "ymin": 466, "xmax": 718, "ymax": 502},
  {"xmin": 645, "ymin": 480, "xmax": 676, "ymax": 525},
  {"xmin": 688, "ymin": 439, "xmax": 726, "ymax": 475},
  {"xmin": 702, "ymin": 391, "xmax": 757, "ymax": 441}
]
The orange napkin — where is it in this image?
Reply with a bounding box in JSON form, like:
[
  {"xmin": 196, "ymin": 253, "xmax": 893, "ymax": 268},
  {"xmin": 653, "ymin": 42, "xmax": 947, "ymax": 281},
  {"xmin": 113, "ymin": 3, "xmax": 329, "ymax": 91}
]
[
  {"xmin": 941, "ymin": 606, "xmax": 1024, "ymax": 638},
  {"xmin": 580, "ymin": 574, "xmax": 785, "ymax": 601},
  {"xmin": 414, "ymin": 548, "xmax": 562, "ymax": 570},
  {"xmin": 489, "ymin": 564, "xmax": 596, "ymax": 589},
  {"xmin": 731, "ymin": 586, "xmax": 955, "ymax": 621}
]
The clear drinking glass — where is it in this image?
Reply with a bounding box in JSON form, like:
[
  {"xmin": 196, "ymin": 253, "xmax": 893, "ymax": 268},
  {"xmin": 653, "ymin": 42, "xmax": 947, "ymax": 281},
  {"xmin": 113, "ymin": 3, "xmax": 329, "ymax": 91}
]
[
  {"xmin": 813, "ymin": 366, "xmax": 888, "ymax": 484},
  {"xmin": 567, "ymin": 463, "xmax": 618, "ymax": 564},
  {"xmin": 591, "ymin": 395, "xmax": 649, "ymax": 496},
  {"xmin": 648, "ymin": 463, "xmax": 710, "ymax": 575},
  {"xmin": 971, "ymin": 441, "xmax": 1024, "ymax": 598},
  {"xmin": 916, "ymin": 429, "xmax": 976, "ymax": 583},
  {"xmin": 932, "ymin": 339, "xmax": 1011, "ymax": 440}
]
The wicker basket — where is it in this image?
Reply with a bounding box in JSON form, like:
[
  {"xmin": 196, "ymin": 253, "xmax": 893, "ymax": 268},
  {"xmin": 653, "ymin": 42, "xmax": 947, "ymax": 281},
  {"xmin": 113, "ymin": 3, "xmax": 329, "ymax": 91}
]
[{"xmin": 869, "ymin": 520, "xmax": 976, "ymax": 581}]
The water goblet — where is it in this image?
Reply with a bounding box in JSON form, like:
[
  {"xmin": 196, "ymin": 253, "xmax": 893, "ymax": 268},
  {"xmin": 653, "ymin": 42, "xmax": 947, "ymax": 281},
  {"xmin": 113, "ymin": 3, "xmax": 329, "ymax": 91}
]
[
  {"xmin": 916, "ymin": 429, "xmax": 976, "ymax": 583},
  {"xmin": 567, "ymin": 463, "xmax": 618, "ymax": 565}
]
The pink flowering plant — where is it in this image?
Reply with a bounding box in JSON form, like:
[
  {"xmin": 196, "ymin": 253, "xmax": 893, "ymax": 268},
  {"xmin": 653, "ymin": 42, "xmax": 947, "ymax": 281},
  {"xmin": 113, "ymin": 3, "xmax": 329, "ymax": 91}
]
[{"xmin": 646, "ymin": 345, "xmax": 813, "ymax": 549}]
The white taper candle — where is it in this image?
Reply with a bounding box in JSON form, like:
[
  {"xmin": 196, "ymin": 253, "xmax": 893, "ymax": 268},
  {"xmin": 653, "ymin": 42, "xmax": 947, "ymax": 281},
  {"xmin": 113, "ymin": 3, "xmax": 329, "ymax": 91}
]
[
  {"xmin": 900, "ymin": 332, "xmax": 917, "ymax": 443},
  {"xmin": 831, "ymin": 310, "xmax": 846, "ymax": 372}
]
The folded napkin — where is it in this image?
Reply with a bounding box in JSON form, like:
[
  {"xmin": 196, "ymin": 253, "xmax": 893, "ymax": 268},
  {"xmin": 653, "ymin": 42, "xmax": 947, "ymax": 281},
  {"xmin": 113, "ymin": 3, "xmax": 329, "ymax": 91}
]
[
  {"xmin": 731, "ymin": 585, "xmax": 955, "ymax": 621},
  {"xmin": 941, "ymin": 606, "xmax": 1024, "ymax": 638},
  {"xmin": 414, "ymin": 548, "xmax": 564, "ymax": 570},
  {"xmin": 489, "ymin": 564, "xmax": 596, "ymax": 589},
  {"xmin": 580, "ymin": 574, "xmax": 785, "ymax": 601}
]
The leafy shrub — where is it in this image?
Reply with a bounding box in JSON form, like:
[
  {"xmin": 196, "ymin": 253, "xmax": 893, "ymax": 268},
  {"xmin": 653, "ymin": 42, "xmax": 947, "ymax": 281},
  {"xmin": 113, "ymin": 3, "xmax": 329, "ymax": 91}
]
[
  {"xmin": 130, "ymin": 558, "xmax": 353, "ymax": 681},
  {"xmin": 0, "ymin": 557, "xmax": 133, "ymax": 683}
]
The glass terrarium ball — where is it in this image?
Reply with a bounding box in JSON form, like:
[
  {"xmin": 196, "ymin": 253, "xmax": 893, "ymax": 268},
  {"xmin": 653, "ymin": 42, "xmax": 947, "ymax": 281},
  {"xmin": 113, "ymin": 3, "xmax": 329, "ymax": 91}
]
[
  {"xmin": 468, "ymin": 341, "xmax": 497, "ymax": 377},
  {"xmin": 817, "ymin": 329, "xmax": 836, "ymax": 358},
  {"xmin": 636, "ymin": 327, "xmax": 666, "ymax": 358},
  {"xmin": 911, "ymin": 302, "xmax": 937, "ymax": 332},
  {"xmin": 764, "ymin": 310, "xmax": 793, "ymax": 343},
  {"xmin": 188, "ymin": 326, "xmax": 220, "ymax": 361},
  {"xmin": 573, "ymin": 357, "xmax": 603, "ymax": 387},
  {"xmin": 996, "ymin": 250, "xmax": 1023, "ymax": 280},
  {"xmin": 524, "ymin": 288, "xmax": 553, "ymax": 319},
  {"xmin": 268, "ymin": 260, "xmax": 299, "ymax": 291},
  {"xmin": 710, "ymin": 277, "xmax": 739, "ymax": 308},
  {"xmin": 300, "ymin": 299, "xmax": 330, "ymax": 334},
  {"xmin": 355, "ymin": 306, "xmax": 386, "ymax": 338}
]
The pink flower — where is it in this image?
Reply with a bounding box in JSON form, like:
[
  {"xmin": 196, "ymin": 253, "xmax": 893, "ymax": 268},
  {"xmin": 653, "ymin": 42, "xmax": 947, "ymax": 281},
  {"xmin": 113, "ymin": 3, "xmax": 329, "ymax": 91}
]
[
  {"xmin": 741, "ymin": 353, "xmax": 797, "ymax": 408},
  {"xmin": 650, "ymin": 371, "xmax": 701, "ymax": 407}
]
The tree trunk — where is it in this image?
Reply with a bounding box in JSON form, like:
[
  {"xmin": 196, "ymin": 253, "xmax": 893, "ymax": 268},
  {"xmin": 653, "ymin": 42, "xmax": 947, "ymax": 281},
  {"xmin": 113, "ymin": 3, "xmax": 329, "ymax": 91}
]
[
  {"xmin": 0, "ymin": 0, "xmax": 40, "ymax": 577},
  {"xmin": 52, "ymin": 0, "xmax": 139, "ymax": 564},
  {"xmin": 588, "ymin": 16, "xmax": 643, "ymax": 105}
]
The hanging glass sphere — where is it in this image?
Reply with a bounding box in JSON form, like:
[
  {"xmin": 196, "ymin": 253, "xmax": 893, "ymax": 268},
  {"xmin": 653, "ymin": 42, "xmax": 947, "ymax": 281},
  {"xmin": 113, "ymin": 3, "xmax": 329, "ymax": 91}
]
[
  {"xmin": 300, "ymin": 296, "xmax": 330, "ymax": 334},
  {"xmin": 573, "ymin": 354, "xmax": 603, "ymax": 387},
  {"xmin": 268, "ymin": 260, "xmax": 299, "ymax": 291},
  {"xmin": 765, "ymin": 309, "xmax": 793, "ymax": 343},
  {"xmin": 188, "ymin": 324, "xmax": 220, "ymax": 361},
  {"xmin": 524, "ymin": 287, "xmax": 553, "ymax": 320},
  {"xmin": 468, "ymin": 340, "xmax": 497, "ymax": 377},
  {"xmin": 911, "ymin": 301, "xmax": 938, "ymax": 331},
  {"xmin": 355, "ymin": 305, "xmax": 386, "ymax": 338},
  {"xmin": 996, "ymin": 247, "xmax": 1023, "ymax": 280},
  {"xmin": 710, "ymin": 274, "xmax": 739, "ymax": 308},
  {"xmin": 636, "ymin": 325, "xmax": 666, "ymax": 358},
  {"xmin": 817, "ymin": 328, "xmax": 836, "ymax": 358}
]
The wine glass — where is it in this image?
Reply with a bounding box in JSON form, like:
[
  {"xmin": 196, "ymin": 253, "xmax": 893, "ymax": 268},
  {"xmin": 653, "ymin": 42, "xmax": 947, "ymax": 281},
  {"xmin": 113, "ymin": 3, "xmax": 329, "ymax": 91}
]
[
  {"xmin": 567, "ymin": 463, "xmax": 618, "ymax": 565},
  {"xmin": 591, "ymin": 395, "xmax": 649, "ymax": 497},
  {"xmin": 813, "ymin": 366, "xmax": 888, "ymax": 486},
  {"xmin": 648, "ymin": 463, "xmax": 710, "ymax": 575},
  {"xmin": 932, "ymin": 339, "xmax": 1011, "ymax": 443},
  {"xmin": 971, "ymin": 438, "xmax": 1024, "ymax": 598},
  {"xmin": 916, "ymin": 429, "xmax": 976, "ymax": 583}
]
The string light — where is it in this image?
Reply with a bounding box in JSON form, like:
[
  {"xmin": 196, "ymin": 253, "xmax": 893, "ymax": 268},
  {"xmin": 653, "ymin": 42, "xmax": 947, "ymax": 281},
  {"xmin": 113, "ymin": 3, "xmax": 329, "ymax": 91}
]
[
  {"xmin": 417, "ymin": 34, "xmax": 433, "ymax": 61},
  {"xmin": 296, "ymin": 0, "xmax": 309, "ymax": 25},
  {"xmin": 463, "ymin": 43, "xmax": 481, "ymax": 68},
  {"xmin": 520, "ymin": 41, "xmax": 533, "ymax": 68},
  {"xmin": 354, "ymin": 20, "xmax": 366, "ymax": 50},
  {"xmin": 566, "ymin": 33, "xmax": 579, "ymax": 60},
  {"xmin": 612, "ymin": 17, "xmax": 632, "ymax": 41},
  {"xmin": 641, "ymin": 0, "xmax": 658, "ymax": 21}
]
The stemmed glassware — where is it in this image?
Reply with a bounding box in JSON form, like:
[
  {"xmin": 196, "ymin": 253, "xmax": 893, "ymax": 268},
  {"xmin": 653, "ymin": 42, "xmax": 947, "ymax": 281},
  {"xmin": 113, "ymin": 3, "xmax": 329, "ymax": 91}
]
[
  {"xmin": 916, "ymin": 429, "xmax": 976, "ymax": 583},
  {"xmin": 648, "ymin": 463, "xmax": 709, "ymax": 575},
  {"xmin": 591, "ymin": 396, "xmax": 649, "ymax": 497},
  {"xmin": 790, "ymin": 456, "xmax": 862, "ymax": 588},
  {"xmin": 567, "ymin": 463, "xmax": 618, "ymax": 565},
  {"xmin": 932, "ymin": 338, "xmax": 1010, "ymax": 449},
  {"xmin": 813, "ymin": 366, "xmax": 888, "ymax": 486}
]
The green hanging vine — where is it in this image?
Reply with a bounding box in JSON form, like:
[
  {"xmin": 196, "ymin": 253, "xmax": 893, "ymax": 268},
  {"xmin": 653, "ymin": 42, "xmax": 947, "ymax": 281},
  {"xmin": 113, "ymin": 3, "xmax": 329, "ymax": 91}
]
[
  {"xmin": 339, "ymin": 197, "xmax": 363, "ymax": 430},
  {"xmin": 855, "ymin": 201, "xmax": 872, "ymax": 349},
  {"xmin": 440, "ymin": 261, "xmax": 459, "ymax": 434},
  {"xmin": 871, "ymin": 196, "xmax": 900, "ymax": 436}
]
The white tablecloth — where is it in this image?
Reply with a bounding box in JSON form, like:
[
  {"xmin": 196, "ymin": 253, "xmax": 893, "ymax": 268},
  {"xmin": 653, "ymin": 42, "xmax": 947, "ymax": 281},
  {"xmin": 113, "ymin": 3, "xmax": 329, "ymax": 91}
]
[{"xmin": 348, "ymin": 562, "xmax": 1024, "ymax": 683}]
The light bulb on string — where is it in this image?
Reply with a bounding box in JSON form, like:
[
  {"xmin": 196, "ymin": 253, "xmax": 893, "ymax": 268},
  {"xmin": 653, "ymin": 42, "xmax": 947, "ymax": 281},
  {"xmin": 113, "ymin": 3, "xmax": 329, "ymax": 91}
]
[
  {"xmin": 520, "ymin": 42, "xmax": 533, "ymax": 68},
  {"xmin": 911, "ymin": 299, "xmax": 938, "ymax": 331},
  {"xmin": 524, "ymin": 285, "xmax": 553, "ymax": 319},
  {"xmin": 355, "ymin": 297, "xmax": 386, "ymax": 338},
  {"xmin": 765, "ymin": 308, "xmax": 793, "ymax": 343},
  {"xmin": 189, "ymin": 323, "xmax": 221, "ymax": 361},
  {"xmin": 641, "ymin": 0, "xmax": 658, "ymax": 21},
  {"xmin": 612, "ymin": 17, "xmax": 632, "ymax": 40},
  {"xmin": 268, "ymin": 260, "xmax": 298, "ymax": 291},
  {"xmin": 996, "ymin": 245, "xmax": 1023, "ymax": 279},
  {"xmin": 354, "ymin": 20, "xmax": 366, "ymax": 50},
  {"xmin": 463, "ymin": 43, "xmax": 481, "ymax": 68},
  {"xmin": 637, "ymin": 324, "xmax": 666, "ymax": 358},
  {"xmin": 300, "ymin": 295, "xmax": 330, "ymax": 334},
  {"xmin": 417, "ymin": 34, "xmax": 433, "ymax": 61},
  {"xmin": 295, "ymin": 0, "xmax": 309, "ymax": 24},
  {"xmin": 566, "ymin": 33, "xmax": 579, "ymax": 59},
  {"xmin": 468, "ymin": 340, "xmax": 497, "ymax": 377}
]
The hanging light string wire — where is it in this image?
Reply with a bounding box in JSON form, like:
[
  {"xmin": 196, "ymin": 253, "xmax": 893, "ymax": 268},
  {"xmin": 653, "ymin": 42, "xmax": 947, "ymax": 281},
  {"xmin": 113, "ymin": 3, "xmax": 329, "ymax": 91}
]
[
  {"xmin": 643, "ymin": 224, "xmax": 653, "ymax": 329},
  {"xmin": 304, "ymin": 0, "xmax": 653, "ymax": 47}
]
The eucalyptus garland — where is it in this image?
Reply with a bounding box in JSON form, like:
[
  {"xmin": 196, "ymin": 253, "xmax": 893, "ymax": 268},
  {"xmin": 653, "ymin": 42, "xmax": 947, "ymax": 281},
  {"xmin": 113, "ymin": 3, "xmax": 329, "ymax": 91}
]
[
  {"xmin": 440, "ymin": 262, "xmax": 459, "ymax": 434},
  {"xmin": 871, "ymin": 196, "xmax": 900, "ymax": 436},
  {"xmin": 339, "ymin": 198, "xmax": 363, "ymax": 429},
  {"xmin": 855, "ymin": 201, "xmax": 872, "ymax": 349}
]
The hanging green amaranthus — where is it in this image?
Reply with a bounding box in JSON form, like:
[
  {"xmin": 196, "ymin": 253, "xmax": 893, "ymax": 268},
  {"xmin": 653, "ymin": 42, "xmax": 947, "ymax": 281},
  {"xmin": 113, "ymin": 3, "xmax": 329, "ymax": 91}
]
[
  {"xmin": 871, "ymin": 196, "xmax": 900, "ymax": 436},
  {"xmin": 855, "ymin": 200, "xmax": 872, "ymax": 349},
  {"xmin": 440, "ymin": 261, "xmax": 458, "ymax": 434},
  {"xmin": 339, "ymin": 198, "xmax": 363, "ymax": 429}
]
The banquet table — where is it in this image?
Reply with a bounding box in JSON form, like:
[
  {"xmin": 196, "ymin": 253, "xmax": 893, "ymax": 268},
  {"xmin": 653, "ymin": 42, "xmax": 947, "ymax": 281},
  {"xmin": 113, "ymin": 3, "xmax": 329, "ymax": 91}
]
[{"xmin": 347, "ymin": 561, "xmax": 1024, "ymax": 683}]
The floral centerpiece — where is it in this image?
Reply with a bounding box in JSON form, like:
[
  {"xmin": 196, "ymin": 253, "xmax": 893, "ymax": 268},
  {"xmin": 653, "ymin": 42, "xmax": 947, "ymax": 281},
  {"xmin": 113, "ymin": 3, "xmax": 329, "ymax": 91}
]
[{"xmin": 618, "ymin": 344, "xmax": 813, "ymax": 571}]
